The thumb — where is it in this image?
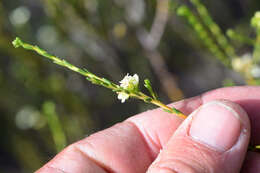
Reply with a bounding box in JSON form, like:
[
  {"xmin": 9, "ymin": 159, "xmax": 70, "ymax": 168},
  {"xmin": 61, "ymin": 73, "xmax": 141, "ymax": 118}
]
[{"xmin": 147, "ymin": 100, "xmax": 251, "ymax": 173}]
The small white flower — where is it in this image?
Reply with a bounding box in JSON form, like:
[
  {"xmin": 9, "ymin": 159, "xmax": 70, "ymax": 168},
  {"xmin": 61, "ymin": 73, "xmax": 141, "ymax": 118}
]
[
  {"xmin": 117, "ymin": 92, "xmax": 129, "ymax": 103},
  {"xmin": 119, "ymin": 74, "xmax": 139, "ymax": 89},
  {"xmin": 117, "ymin": 74, "xmax": 139, "ymax": 103}
]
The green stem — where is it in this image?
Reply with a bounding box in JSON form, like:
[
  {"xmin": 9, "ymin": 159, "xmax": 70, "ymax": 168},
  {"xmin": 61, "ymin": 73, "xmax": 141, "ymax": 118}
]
[
  {"xmin": 12, "ymin": 37, "xmax": 260, "ymax": 151},
  {"xmin": 177, "ymin": 6, "xmax": 230, "ymax": 66},
  {"xmin": 190, "ymin": 0, "xmax": 236, "ymax": 59},
  {"xmin": 12, "ymin": 37, "xmax": 186, "ymax": 119}
]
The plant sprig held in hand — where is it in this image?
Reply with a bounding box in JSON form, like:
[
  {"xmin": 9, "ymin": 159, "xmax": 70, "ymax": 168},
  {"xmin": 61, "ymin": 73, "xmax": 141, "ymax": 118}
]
[
  {"xmin": 12, "ymin": 37, "xmax": 260, "ymax": 151},
  {"xmin": 12, "ymin": 37, "xmax": 187, "ymax": 119}
]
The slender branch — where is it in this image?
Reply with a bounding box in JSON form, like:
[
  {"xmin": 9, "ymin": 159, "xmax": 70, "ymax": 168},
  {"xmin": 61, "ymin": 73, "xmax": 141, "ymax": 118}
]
[
  {"xmin": 12, "ymin": 37, "xmax": 187, "ymax": 119},
  {"xmin": 190, "ymin": 0, "xmax": 236, "ymax": 59},
  {"xmin": 177, "ymin": 5, "xmax": 230, "ymax": 66}
]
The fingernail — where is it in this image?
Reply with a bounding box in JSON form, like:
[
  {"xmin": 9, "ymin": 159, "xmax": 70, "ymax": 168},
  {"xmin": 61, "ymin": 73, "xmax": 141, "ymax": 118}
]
[{"xmin": 189, "ymin": 101, "xmax": 242, "ymax": 151}]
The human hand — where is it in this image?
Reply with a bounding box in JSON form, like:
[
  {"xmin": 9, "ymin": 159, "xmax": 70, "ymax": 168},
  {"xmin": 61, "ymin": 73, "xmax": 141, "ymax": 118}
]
[{"xmin": 36, "ymin": 86, "xmax": 260, "ymax": 173}]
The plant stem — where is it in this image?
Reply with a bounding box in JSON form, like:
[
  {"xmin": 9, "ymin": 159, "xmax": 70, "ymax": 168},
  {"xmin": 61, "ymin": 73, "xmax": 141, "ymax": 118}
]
[
  {"xmin": 177, "ymin": 5, "xmax": 230, "ymax": 66},
  {"xmin": 12, "ymin": 37, "xmax": 187, "ymax": 119},
  {"xmin": 190, "ymin": 0, "xmax": 236, "ymax": 59},
  {"xmin": 151, "ymin": 99, "xmax": 187, "ymax": 119},
  {"xmin": 12, "ymin": 37, "xmax": 260, "ymax": 151}
]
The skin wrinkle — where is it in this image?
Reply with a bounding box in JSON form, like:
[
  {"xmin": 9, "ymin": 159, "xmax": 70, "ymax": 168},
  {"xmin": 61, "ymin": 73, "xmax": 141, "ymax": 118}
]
[
  {"xmin": 171, "ymin": 114, "xmax": 217, "ymax": 172},
  {"xmin": 45, "ymin": 143, "xmax": 109, "ymax": 173},
  {"xmin": 153, "ymin": 158, "xmax": 203, "ymax": 173},
  {"xmin": 154, "ymin": 128, "xmax": 163, "ymax": 152},
  {"xmin": 180, "ymin": 134, "xmax": 211, "ymax": 171},
  {"xmin": 74, "ymin": 146, "xmax": 111, "ymax": 173},
  {"xmin": 75, "ymin": 134, "xmax": 119, "ymax": 173},
  {"xmin": 135, "ymin": 121, "xmax": 161, "ymax": 157},
  {"xmin": 167, "ymin": 142, "xmax": 215, "ymax": 172},
  {"xmin": 136, "ymin": 94, "xmax": 201, "ymax": 152},
  {"xmin": 187, "ymin": 142, "xmax": 216, "ymax": 173},
  {"xmin": 126, "ymin": 111, "xmax": 181, "ymax": 158},
  {"xmin": 46, "ymin": 166, "xmax": 67, "ymax": 173},
  {"xmin": 150, "ymin": 137, "xmax": 226, "ymax": 173},
  {"xmin": 124, "ymin": 121, "xmax": 157, "ymax": 162},
  {"xmin": 75, "ymin": 121, "xmax": 154, "ymax": 173},
  {"xmin": 156, "ymin": 167, "xmax": 178, "ymax": 173}
]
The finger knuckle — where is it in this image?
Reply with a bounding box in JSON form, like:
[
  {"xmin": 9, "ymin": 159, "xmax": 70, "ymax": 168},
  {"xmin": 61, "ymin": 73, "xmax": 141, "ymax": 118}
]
[{"xmin": 148, "ymin": 159, "xmax": 206, "ymax": 173}]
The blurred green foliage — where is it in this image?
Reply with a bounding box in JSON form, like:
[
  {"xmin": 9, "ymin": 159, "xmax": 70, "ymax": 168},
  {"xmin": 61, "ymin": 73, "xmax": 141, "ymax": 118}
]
[{"xmin": 1, "ymin": 0, "xmax": 260, "ymax": 172}]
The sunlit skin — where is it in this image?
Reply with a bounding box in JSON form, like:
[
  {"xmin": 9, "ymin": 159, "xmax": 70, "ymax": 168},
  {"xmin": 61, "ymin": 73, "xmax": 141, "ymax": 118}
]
[{"xmin": 36, "ymin": 86, "xmax": 260, "ymax": 173}]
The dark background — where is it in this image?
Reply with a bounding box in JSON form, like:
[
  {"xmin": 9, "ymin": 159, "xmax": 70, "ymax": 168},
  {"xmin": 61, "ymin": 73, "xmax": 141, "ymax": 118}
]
[{"xmin": 0, "ymin": 0, "xmax": 259, "ymax": 172}]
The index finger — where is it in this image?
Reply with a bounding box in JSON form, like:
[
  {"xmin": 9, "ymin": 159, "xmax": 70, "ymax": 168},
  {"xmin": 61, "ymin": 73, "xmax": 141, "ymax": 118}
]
[{"xmin": 37, "ymin": 86, "xmax": 260, "ymax": 173}]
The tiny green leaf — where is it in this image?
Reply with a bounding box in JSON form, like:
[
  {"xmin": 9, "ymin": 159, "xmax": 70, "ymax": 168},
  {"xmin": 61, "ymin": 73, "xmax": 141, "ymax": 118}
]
[
  {"xmin": 163, "ymin": 109, "xmax": 172, "ymax": 113},
  {"xmin": 12, "ymin": 37, "xmax": 23, "ymax": 48},
  {"xmin": 144, "ymin": 97, "xmax": 152, "ymax": 103},
  {"xmin": 83, "ymin": 68, "xmax": 89, "ymax": 73},
  {"xmin": 144, "ymin": 79, "xmax": 157, "ymax": 99},
  {"xmin": 171, "ymin": 108, "xmax": 182, "ymax": 114},
  {"xmin": 102, "ymin": 78, "xmax": 112, "ymax": 85},
  {"xmin": 112, "ymin": 89, "xmax": 122, "ymax": 92}
]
